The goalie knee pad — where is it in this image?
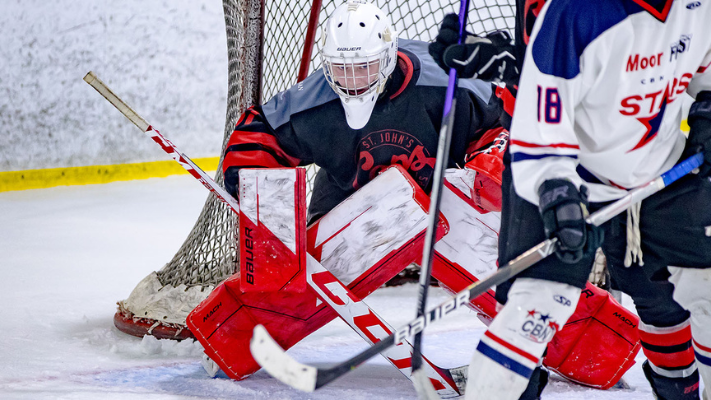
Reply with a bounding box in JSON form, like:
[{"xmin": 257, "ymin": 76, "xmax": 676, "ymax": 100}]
[{"xmin": 464, "ymin": 278, "xmax": 580, "ymax": 400}]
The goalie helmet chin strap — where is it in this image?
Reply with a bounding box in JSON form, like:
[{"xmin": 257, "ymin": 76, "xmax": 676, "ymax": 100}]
[{"xmin": 624, "ymin": 201, "xmax": 644, "ymax": 267}]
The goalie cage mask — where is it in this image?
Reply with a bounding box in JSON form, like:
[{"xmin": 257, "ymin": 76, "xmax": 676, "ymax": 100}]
[{"xmin": 320, "ymin": 0, "xmax": 398, "ymax": 130}]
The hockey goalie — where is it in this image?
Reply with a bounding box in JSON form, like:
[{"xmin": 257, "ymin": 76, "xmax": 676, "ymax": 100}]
[{"xmin": 187, "ymin": 1, "xmax": 640, "ymax": 398}]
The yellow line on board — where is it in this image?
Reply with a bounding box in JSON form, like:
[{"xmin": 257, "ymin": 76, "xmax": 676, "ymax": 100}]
[
  {"xmin": 0, "ymin": 157, "xmax": 220, "ymax": 193},
  {"xmin": 0, "ymin": 119, "xmax": 691, "ymax": 193}
]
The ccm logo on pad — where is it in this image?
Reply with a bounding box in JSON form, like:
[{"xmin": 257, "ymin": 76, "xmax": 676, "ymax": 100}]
[{"xmin": 686, "ymin": 1, "xmax": 701, "ymax": 9}]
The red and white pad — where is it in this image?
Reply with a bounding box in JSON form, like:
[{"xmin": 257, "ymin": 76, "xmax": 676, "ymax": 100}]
[
  {"xmin": 545, "ymin": 283, "xmax": 641, "ymax": 389},
  {"xmin": 238, "ymin": 168, "xmax": 307, "ymax": 292},
  {"xmin": 187, "ymin": 165, "xmax": 446, "ymax": 381}
]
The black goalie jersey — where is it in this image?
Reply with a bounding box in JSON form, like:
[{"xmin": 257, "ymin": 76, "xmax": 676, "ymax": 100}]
[{"xmin": 223, "ymin": 39, "xmax": 504, "ymax": 218}]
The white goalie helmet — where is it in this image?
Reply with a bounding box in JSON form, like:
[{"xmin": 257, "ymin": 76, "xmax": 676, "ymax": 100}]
[{"xmin": 320, "ymin": 0, "xmax": 398, "ymax": 129}]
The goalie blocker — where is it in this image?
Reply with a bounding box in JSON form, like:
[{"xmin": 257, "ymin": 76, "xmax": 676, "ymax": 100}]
[{"xmin": 187, "ymin": 166, "xmax": 640, "ymax": 389}]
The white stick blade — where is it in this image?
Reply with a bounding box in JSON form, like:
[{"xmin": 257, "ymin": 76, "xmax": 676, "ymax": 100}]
[
  {"xmin": 412, "ymin": 368, "xmax": 444, "ymax": 400},
  {"xmin": 250, "ymin": 324, "xmax": 317, "ymax": 392}
]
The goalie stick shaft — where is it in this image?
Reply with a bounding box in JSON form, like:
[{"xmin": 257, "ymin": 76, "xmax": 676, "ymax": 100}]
[
  {"xmin": 250, "ymin": 152, "xmax": 703, "ymax": 393},
  {"xmin": 412, "ymin": 0, "xmax": 471, "ymax": 379},
  {"xmin": 83, "ymin": 71, "xmax": 240, "ymax": 214},
  {"xmin": 84, "ymin": 71, "xmax": 464, "ymax": 395}
]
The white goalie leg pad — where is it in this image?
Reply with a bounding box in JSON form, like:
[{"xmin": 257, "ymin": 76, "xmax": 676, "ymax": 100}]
[
  {"xmin": 465, "ymin": 278, "xmax": 581, "ymax": 400},
  {"xmin": 669, "ymin": 267, "xmax": 711, "ymax": 400}
]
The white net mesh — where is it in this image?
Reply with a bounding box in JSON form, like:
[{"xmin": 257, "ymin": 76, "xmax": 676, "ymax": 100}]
[{"xmin": 115, "ymin": 0, "xmax": 516, "ymax": 339}]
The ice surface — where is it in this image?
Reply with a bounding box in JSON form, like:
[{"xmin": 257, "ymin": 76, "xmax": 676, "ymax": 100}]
[{"xmin": 0, "ymin": 176, "xmax": 685, "ymax": 399}]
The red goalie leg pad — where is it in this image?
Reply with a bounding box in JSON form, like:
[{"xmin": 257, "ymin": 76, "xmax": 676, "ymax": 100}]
[
  {"xmin": 189, "ymin": 274, "xmax": 333, "ymax": 380},
  {"xmin": 431, "ymin": 175, "xmax": 501, "ymax": 318},
  {"xmin": 638, "ymin": 319, "xmax": 695, "ymax": 371},
  {"xmin": 187, "ymin": 166, "xmax": 446, "ymax": 380},
  {"xmin": 544, "ymin": 283, "xmax": 641, "ymax": 389},
  {"xmin": 238, "ymin": 168, "xmax": 307, "ymax": 293}
]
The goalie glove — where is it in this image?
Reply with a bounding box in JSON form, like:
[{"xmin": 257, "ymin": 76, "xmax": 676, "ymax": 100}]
[
  {"xmin": 685, "ymin": 90, "xmax": 711, "ymax": 176},
  {"xmin": 429, "ymin": 13, "xmax": 518, "ymax": 83},
  {"xmin": 463, "ymin": 127, "xmax": 508, "ymax": 212}
]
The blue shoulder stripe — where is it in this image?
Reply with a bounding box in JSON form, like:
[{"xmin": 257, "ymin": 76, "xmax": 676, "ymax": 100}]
[{"xmin": 532, "ymin": 0, "xmax": 643, "ymax": 79}]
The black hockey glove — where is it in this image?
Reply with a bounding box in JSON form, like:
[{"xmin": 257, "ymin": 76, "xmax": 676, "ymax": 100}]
[
  {"xmin": 428, "ymin": 13, "xmax": 519, "ymax": 84},
  {"xmin": 684, "ymin": 90, "xmax": 711, "ymax": 177},
  {"xmin": 538, "ymin": 179, "xmax": 602, "ymax": 264}
]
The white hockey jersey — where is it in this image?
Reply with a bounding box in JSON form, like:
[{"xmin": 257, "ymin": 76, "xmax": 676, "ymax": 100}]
[{"xmin": 510, "ymin": 0, "xmax": 711, "ymax": 204}]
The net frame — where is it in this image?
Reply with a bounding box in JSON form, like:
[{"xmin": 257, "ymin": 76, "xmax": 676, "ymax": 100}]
[{"xmin": 114, "ymin": 0, "xmax": 516, "ymax": 340}]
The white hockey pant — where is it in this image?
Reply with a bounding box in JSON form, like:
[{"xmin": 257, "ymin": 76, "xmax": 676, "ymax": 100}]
[
  {"xmin": 465, "ymin": 278, "xmax": 581, "ymax": 400},
  {"xmin": 669, "ymin": 267, "xmax": 711, "ymax": 400}
]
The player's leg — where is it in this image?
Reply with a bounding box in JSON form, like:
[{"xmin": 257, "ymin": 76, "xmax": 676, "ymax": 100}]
[
  {"xmin": 669, "ymin": 267, "xmax": 711, "ymax": 400},
  {"xmin": 604, "ymin": 217, "xmax": 700, "ymax": 399},
  {"xmin": 466, "ymin": 162, "xmax": 592, "ymax": 400},
  {"xmin": 638, "ymin": 174, "xmax": 711, "ymax": 400},
  {"xmin": 465, "ymin": 278, "xmax": 582, "ymax": 400}
]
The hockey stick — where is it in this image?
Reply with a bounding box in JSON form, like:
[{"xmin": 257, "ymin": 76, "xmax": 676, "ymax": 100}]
[
  {"xmin": 83, "ymin": 72, "xmax": 240, "ymax": 215},
  {"xmin": 249, "ymin": 152, "xmax": 704, "ymax": 393},
  {"xmin": 83, "ymin": 71, "xmax": 466, "ymax": 396},
  {"xmin": 411, "ymin": 1, "xmax": 470, "ymax": 396}
]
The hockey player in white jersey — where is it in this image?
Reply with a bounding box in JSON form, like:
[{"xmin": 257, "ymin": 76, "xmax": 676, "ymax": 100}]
[{"xmin": 444, "ymin": 0, "xmax": 711, "ymax": 399}]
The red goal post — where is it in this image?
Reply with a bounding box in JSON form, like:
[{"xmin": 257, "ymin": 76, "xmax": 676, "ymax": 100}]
[{"xmin": 114, "ymin": 0, "xmax": 515, "ymax": 340}]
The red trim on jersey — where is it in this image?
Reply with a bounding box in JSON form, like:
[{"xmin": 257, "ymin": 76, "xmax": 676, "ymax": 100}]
[
  {"xmin": 608, "ymin": 180, "xmax": 630, "ymax": 190},
  {"xmin": 484, "ymin": 330, "xmax": 539, "ymax": 364},
  {"xmin": 226, "ymin": 130, "xmax": 301, "ymax": 167},
  {"xmin": 698, "ymin": 60, "xmax": 711, "ymax": 74},
  {"xmin": 223, "ymin": 150, "xmax": 282, "ymax": 171},
  {"xmin": 495, "ymin": 86, "xmax": 517, "ymax": 117},
  {"xmin": 629, "ymin": 0, "xmax": 673, "ymax": 22},
  {"xmin": 511, "ymin": 139, "xmax": 580, "ymax": 149},
  {"xmin": 694, "ymin": 339, "xmax": 711, "ymax": 353},
  {"xmin": 389, "ymin": 52, "xmax": 414, "ymax": 100},
  {"xmin": 244, "ymin": 112, "xmax": 256, "ymax": 125}
]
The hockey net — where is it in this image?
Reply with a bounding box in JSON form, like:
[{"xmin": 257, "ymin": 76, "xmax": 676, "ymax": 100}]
[{"xmin": 114, "ymin": 0, "xmax": 515, "ymax": 340}]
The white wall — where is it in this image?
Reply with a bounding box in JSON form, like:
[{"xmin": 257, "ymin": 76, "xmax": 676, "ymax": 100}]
[{"xmin": 0, "ymin": 0, "xmax": 228, "ymax": 172}]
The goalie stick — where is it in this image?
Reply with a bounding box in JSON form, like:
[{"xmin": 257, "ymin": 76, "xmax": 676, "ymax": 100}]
[
  {"xmin": 83, "ymin": 71, "xmax": 467, "ymax": 396},
  {"xmin": 411, "ymin": 1, "xmax": 470, "ymax": 397},
  {"xmin": 249, "ymin": 152, "xmax": 704, "ymax": 394}
]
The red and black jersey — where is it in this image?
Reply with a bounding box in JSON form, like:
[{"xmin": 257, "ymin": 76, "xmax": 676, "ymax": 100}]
[{"xmin": 223, "ymin": 39, "xmax": 504, "ymax": 216}]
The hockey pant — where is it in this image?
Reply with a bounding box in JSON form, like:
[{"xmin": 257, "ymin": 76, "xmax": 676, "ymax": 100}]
[{"xmin": 188, "ymin": 166, "xmax": 639, "ymax": 389}]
